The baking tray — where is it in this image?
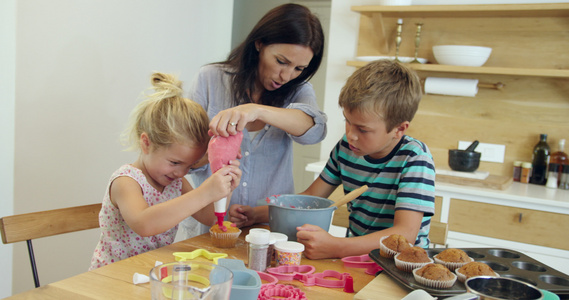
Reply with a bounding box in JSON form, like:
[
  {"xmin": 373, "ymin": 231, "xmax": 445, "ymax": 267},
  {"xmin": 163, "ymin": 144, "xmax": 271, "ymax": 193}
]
[{"xmin": 369, "ymin": 247, "xmax": 569, "ymax": 297}]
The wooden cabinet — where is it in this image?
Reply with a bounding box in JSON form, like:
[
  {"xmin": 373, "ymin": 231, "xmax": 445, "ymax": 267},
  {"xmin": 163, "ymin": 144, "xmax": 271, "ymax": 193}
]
[
  {"xmin": 349, "ymin": 4, "xmax": 569, "ymax": 178},
  {"xmin": 448, "ymin": 199, "xmax": 569, "ymax": 250}
]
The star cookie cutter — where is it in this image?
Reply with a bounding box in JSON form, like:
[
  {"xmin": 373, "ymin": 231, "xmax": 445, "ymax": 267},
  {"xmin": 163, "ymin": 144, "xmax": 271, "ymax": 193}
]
[
  {"xmin": 173, "ymin": 249, "xmax": 228, "ymax": 264},
  {"xmin": 266, "ymin": 265, "xmax": 316, "ymax": 281},
  {"xmin": 341, "ymin": 254, "xmax": 383, "ymax": 275}
]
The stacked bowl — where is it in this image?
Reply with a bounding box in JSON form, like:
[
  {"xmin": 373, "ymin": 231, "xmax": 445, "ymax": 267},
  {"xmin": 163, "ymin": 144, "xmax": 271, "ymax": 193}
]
[{"xmin": 433, "ymin": 45, "xmax": 492, "ymax": 67}]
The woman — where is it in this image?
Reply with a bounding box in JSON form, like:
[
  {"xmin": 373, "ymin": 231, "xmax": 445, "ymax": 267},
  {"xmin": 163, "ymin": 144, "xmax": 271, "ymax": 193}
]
[{"xmin": 180, "ymin": 3, "xmax": 327, "ymax": 238}]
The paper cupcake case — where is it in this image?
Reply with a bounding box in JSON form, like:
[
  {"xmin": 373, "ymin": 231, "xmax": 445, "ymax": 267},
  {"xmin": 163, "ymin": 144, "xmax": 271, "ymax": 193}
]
[
  {"xmin": 456, "ymin": 268, "xmax": 500, "ymax": 283},
  {"xmin": 434, "ymin": 255, "xmax": 474, "ymax": 272},
  {"xmin": 369, "ymin": 247, "xmax": 569, "ymax": 297},
  {"xmin": 209, "ymin": 228, "xmax": 242, "ymax": 248},
  {"xmin": 413, "ymin": 267, "xmax": 457, "ymax": 289},
  {"xmin": 379, "ymin": 235, "xmax": 413, "ymax": 259}
]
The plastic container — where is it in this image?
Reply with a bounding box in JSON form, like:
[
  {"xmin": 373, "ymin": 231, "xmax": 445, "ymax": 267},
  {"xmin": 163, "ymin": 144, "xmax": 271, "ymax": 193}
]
[
  {"xmin": 274, "ymin": 241, "xmax": 305, "ymax": 266},
  {"xmin": 268, "ymin": 232, "xmax": 288, "ymax": 268}
]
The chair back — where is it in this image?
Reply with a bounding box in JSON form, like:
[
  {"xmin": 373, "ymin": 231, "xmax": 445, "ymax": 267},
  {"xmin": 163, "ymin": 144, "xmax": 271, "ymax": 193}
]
[{"xmin": 0, "ymin": 203, "xmax": 102, "ymax": 287}]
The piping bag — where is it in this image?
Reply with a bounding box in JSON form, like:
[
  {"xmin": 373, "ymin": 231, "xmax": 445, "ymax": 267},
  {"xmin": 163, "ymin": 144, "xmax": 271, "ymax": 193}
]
[{"xmin": 208, "ymin": 131, "xmax": 243, "ymax": 232}]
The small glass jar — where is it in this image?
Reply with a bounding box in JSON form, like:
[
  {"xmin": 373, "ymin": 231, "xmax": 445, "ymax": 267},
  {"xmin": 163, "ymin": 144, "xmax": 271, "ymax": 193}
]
[
  {"xmin": 513, "ymin": 161, "xmax": 522, "ymax": 182},
  {"xmin": 520, "ymin": 162, "xmax": 532, "ymax": 184},
  {"xmin": 246, "ymin": 229, "xmax": 270, "ymax": 272},
  {"xmin": 274, "ymin": 241, "xmax": 305, "ymax": 266},
  {"xmin": 267, "ymin": 232, "xmax": 288, "ymax": 268}
]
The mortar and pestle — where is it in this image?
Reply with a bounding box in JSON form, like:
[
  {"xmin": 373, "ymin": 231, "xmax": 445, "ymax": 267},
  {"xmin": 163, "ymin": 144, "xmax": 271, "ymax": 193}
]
[
  {"xmin": 448, "ymin": 140, "xmax": 481, "ymax": 172},
  {"xmin": 258, "ymin": 185, "xmax": 368, "ymax": 241}
]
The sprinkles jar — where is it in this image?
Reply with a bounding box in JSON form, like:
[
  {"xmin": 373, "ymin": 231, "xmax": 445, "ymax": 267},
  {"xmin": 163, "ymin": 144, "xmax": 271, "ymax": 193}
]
[{"xmin": 274, "ymin": 241, "xmax": 305, "ymax": 266}]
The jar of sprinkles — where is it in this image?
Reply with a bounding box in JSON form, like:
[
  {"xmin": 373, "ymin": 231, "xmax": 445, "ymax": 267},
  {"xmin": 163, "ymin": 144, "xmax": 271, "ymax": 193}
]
[
  {"xmin": 268, "ymin": 232, "xmax": 288, "ymax": 267},
  {"xmin": 246, "ymin": 229, "xmax": 270, "ymax": 271},
  {"xmin": 274, "ymin": 241, "xmax": 305, "ymax": 266}
]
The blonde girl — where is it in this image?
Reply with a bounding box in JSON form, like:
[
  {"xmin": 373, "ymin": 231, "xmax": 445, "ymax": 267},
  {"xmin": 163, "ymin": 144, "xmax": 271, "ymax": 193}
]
[{"xmin": 90, "ymin": 72, "xmax": 241, "ymax": 269}]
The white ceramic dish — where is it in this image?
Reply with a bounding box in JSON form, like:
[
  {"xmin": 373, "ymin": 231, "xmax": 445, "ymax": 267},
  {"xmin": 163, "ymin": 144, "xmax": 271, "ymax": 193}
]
[
  {"xmin": 432, "ymin": 45, "xmax": 492, "ymax": 67},
  {"xmin": 355, "ymin": 56, "xmax": 428, "ymax": 64}
]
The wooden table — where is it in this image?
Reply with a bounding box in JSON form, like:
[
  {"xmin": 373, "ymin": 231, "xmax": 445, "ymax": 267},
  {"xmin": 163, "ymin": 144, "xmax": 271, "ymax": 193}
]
[{"xmin": 6, "ymin": 226, "xmax": 411, "ymax": 299}]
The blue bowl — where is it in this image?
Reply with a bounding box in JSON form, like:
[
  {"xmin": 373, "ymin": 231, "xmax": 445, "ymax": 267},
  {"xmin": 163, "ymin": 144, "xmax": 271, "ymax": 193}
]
[{"xmin": 257, "ymin": 195, "xmax": 337, "ymax": 241}]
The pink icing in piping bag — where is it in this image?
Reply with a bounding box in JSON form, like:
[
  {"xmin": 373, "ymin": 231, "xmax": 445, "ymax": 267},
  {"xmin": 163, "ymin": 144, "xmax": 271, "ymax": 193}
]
[{"xmin": 208, "ymin": 131, "xmax": 243, "ymax": 232}]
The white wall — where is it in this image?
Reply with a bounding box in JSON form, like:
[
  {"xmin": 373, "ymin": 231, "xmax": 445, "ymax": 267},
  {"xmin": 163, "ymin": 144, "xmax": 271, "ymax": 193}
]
[
  {"xmin": 2, "ymin": 0, "xmax": 234, "ymax": 296},
  {"xmin": 0, "ymin": 0, "xmax": 16, "ymax": 297}
]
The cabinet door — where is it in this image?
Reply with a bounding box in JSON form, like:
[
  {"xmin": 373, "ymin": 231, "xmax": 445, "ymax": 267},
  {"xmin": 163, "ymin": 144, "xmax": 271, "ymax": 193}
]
[{"xmin": 448, "ymin": 199, "xmax": 569, "ymax": 251}]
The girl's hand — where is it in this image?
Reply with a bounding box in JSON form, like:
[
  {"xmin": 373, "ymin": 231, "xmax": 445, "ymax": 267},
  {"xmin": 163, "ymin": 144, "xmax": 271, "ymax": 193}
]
[
  {"xmin": 209, "ymin": 104, "xmax": 262, "ymax": 137},
  {"xmin": 200, "ymin": 160, "xmax": 241, "ymax": 202}
]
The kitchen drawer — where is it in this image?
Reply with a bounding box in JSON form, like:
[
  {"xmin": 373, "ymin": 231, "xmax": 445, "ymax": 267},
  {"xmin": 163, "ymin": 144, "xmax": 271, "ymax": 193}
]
[{"xmin": 448, "ymin": 199, "xmax": 569, "ymax": 251}]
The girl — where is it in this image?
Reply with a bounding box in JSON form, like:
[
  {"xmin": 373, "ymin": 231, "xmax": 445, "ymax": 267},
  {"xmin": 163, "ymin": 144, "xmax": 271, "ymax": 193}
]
[
  {"xmin": 89, "ymin": 72, "xmax": 241, "ymax": 270},
  {"xmin": 181, "ymin": 3, "xmax": 327, "ymax": 238}
]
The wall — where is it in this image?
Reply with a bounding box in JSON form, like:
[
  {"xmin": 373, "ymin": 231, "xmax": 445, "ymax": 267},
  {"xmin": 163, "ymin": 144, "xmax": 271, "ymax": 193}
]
[
  {"xmin": 1, "ymin": 0, "xmax": 234, "ymax": 296},
  {"xmin": 0, "ymin": 0, "xmax": 16, "ymax": 296}
]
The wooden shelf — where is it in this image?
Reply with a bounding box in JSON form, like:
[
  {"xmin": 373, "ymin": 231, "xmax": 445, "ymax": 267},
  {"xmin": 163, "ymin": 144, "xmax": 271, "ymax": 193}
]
[
  {"xmin": 346, "ymin": 60, "xmax": 569, "ymax": 78},
  {"xmin": 351, "ymin": 3, "xmax": 569, "ymax": 18}
]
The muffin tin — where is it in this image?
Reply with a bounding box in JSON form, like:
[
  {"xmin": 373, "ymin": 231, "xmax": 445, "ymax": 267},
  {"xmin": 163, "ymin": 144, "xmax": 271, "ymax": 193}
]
[{"xmin": 369, "ymin": 247, "xmax": 569, "ymax": 297}]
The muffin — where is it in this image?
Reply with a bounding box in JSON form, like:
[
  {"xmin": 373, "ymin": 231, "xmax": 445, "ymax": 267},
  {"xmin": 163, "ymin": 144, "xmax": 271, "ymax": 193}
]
[
  {"xmin": 209, "ymin": 221, "xmax": 241, "ymax": 248},
  {"xmin": 456, "ymin": 261, "xmax": 500, "ymax": 283},
  {"xmin": 394, "ymin": 246, "xmax": 433, "ymax": 272},
  {"xmin": 379, "ymin": 234, "xmax": 412, "ymax": 258},
  {"xmin": 413, "ymin": 263, "xmax": 457, "ymax": 289},
  {"xmin": 433, "ymin": 248, "xmax": 474, "ymax": 271}
]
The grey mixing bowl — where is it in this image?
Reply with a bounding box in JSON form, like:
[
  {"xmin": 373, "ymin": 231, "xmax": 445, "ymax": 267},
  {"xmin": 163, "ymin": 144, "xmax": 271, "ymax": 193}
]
[{"xmin": 257, "ymin": 194, "xmax": 337, "ymax": 241}]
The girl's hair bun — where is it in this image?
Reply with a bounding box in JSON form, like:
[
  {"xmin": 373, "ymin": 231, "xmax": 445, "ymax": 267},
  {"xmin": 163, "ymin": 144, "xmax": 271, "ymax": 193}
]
[{"xmin": 150, "ymin": 72, "xmax": 183, "ymax": 99}]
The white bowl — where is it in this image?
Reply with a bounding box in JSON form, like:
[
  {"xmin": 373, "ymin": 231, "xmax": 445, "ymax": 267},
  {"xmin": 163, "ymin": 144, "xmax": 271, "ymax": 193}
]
[{"xmin": 432, "ymin": 45, "xmax": 492, "ymax": 67}]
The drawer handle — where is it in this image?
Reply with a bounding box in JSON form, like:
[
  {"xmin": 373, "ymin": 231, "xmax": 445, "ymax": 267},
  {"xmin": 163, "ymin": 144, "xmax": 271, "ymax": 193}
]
[{"xmin": 518, "ymin": 213, "xmax": 523, "ymax": 223}]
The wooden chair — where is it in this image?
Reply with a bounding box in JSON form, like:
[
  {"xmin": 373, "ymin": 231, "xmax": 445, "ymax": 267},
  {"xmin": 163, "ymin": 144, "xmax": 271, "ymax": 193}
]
[{"xmin": 0, "ymin": 203, "xmax": 101, "ymax": 288}]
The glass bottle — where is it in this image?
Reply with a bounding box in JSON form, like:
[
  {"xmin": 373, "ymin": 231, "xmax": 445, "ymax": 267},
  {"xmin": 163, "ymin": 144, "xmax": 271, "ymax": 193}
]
[
  {"xmin": 550, "ymin": 139, "xmax": 568, "ymax": 187},
  {"xmin": 529, "ymin": 134, "xmax": 550, "ymax": 185}
]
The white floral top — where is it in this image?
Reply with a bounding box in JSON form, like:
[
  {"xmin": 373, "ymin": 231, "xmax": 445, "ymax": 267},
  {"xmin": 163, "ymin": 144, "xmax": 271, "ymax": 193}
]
[{"xmin": 89, "ymin": 164, "xmax": 181, "ymax": 270}]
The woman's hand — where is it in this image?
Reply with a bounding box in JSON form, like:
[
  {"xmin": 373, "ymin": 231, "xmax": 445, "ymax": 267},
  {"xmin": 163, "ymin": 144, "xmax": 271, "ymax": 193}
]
[{"xmin": 209, "ymin": 104, "xmax": 262, "ymax": 137}]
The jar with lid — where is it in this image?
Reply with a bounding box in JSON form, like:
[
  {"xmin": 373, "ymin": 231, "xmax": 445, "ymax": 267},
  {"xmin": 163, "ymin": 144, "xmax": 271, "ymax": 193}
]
[
  {"xmin": 513, "ymin": 161, "xmax": 522, "ymax": 182},
  {"xmin": 546, "ymin": 163, "xmax": 559, "ymax": 189},
  {"xmin": 520, "ymin": 162, "xmax": 532, "ymax": 184},
  {"xmin": 245, "ymin": 229, "xmax": 270, "ymax": 272},
  {"xmin": 267, "ymin": 232, "xmax": 287, "ymax": 268},
  {"xmin": 550, "ymin": 139, "xmax": 568, "ymax": 187}
]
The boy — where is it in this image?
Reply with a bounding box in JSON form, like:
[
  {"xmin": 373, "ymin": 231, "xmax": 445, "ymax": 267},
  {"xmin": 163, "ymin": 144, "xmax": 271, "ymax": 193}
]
[{"xmin": 229, "ymin": 59, "xmax": 435, "ymax": 259}]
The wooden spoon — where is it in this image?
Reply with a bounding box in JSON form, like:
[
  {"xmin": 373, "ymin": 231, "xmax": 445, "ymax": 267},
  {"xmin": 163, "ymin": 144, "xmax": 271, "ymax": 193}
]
[{"xmin": 330, "ymin": 185, "xmax": 369, "ymax": 208}]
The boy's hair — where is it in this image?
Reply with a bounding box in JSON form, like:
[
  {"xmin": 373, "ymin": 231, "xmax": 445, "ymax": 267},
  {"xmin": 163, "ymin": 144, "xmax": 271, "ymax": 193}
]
[
  {"xmin": 339, "ymin": 59, "xmax": 422, "ymax": 132},
  {"xmin": 122, "ymin": 72, "xmax": 210, "ymax": 151}
]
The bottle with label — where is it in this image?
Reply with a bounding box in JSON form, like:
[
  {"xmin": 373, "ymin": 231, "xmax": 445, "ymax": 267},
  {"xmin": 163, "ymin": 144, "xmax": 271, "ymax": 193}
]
[
  {"xmin": 529, "ymin": 134, "xmax": 550, "ymax": 185},
  {"xmin": 550, "ymin": 139, "xmax": 568, "ymax": 187}
]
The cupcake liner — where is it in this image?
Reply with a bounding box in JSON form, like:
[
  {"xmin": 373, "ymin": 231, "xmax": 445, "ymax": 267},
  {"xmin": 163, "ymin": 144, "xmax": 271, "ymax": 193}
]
[
  {"xmin": 209, "ymin": 228, "xmax": 241, "ymax": 248},
  {"xmin": 434, "ymin": 255, "xmax": 474, "ymax": 271},
  {"xmin": 394, "ymin": 254, "xmax": 434, "ymax": 272},
  {"xmin": 413, "ymin": 267, "xmax": 457, "ymax": 289},
  {"xmin": 379, "ymin": 236, "xmax": 413, "ymax": 259},
  {"xmin": 456, "ymin": 268, "xmax": 500, "ymax": 283}
]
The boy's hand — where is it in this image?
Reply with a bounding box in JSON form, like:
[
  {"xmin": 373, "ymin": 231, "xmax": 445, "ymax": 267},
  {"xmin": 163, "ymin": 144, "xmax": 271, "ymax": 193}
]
[{"xmin": 296, "ymin": 224, "xmax": 338, "ymax": 259}]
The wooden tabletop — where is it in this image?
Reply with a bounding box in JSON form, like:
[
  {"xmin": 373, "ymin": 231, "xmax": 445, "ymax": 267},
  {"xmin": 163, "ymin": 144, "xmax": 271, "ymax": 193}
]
[{"xmin": 6, "ymin": 225, "xmax": 411, "ymax": 299}]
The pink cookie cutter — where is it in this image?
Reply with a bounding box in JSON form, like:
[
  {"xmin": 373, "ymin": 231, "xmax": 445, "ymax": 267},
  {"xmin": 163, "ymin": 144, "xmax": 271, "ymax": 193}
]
[
  {"xmin": 258, "ymin": 284, "xmax": 307, "ymax": 300},
  {"xmin": 341, "ymin": 254, "xmax": 383, "ymax": 275},
  {"xmin": 266, "ymin": 265, "xmax": 315, "ymax": 281},
  {"xmin": 296, "ymin": 270, "xmax": 352, "ymax": 288}
]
